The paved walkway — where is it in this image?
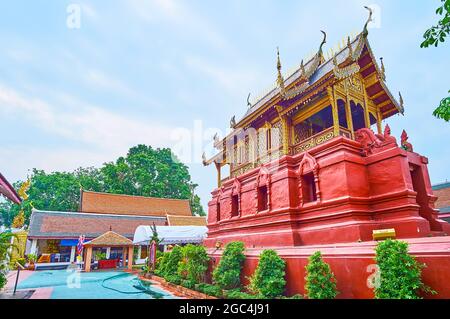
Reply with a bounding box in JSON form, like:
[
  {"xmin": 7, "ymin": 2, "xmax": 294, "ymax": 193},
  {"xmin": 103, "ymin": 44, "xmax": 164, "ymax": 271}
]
[{"xmin": 2, "ymin": 270, "xmax": 52, "ymax": 299}]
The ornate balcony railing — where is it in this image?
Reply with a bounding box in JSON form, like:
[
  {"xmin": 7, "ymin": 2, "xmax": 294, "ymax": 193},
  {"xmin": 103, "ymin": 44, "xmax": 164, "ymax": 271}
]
[
  {"xmin": 289, "ymin": 126, "xmax": 352, "ymax": 155},
  {"xmin": 226, "ymin": 127, "xmax": 352, "ymax": 179}
]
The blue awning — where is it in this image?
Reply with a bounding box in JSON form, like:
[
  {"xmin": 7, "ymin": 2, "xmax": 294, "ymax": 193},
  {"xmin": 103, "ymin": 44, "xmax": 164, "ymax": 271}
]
[{"xmin": 60, "ymin": 239, "xmax": 78, "ymax": 247}]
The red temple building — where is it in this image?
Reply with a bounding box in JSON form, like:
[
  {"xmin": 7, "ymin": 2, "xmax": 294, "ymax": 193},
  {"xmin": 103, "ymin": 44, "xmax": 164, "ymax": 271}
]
[{"xmin": 203, "ymin": 9, "xmax": 450, "ymax": 298}]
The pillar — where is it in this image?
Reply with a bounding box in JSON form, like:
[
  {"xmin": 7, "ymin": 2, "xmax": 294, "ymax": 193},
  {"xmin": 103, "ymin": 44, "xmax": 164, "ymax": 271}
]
[
  {"xmin": 85, "ymin": 246, "xmax": 92, "ymax": 272},
  {"xmin": 137, "ymin": 246, "xmax": 142, "ymax": 260},
  {"xmin": 122, "ymin": 247, "xmax": 127, "ymax": 268},
  {"xmin": 328, "ymin": 87, "xmax": 340, "ymax": 137},
  {"xmin": 345, "ymin": 96, "xmax": 355, "ymax": 139},
  {"xmin": 215, "ymin": 162, "xmax": 222, "ymax": 188},
  {"xmin": 30, "ymin": 239, "xmax": 38, "ymax": 255},
  {"xmin": 281, "ymin": 116, "xmax": 289, "ymax": 155},
  {"xmin": 376, "ymin": 109, "xmax": 383, "ymax": 134},
  {"xmin": 106, "ymin": 247, "xmax": 111, "ymax": 259},
  {"xmin": 127, "ymin": 246, "xmax": 133, "ymax": 270},
  {"xmin": 363, "ymin": 85, "xmax": 371, "ymax": 129},
  {"xmin": 70, "ymin": 246, "xmax": 76, "ymax": 263}
]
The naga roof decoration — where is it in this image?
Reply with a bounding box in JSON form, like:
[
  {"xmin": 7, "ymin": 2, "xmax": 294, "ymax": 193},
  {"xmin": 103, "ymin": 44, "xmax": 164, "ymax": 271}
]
[{"xmin": 277, "ymin": 31, "xmax": 327, "ymax": 101}]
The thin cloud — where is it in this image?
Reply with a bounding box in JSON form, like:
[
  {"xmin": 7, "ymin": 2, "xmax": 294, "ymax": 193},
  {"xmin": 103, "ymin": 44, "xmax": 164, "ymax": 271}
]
[{"xmin": 0, "ymin": 84, "xmax": 176, "ymax": 153}]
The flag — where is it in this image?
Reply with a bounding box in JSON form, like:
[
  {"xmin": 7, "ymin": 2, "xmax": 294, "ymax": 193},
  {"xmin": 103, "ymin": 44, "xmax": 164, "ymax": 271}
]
[{"xmin": 77, "ymin": 235, "xmax": 85, "ymax": 256}]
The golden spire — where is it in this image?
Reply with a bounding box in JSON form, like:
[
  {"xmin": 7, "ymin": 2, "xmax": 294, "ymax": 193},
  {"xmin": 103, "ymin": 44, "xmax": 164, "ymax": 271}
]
[
  {"xmin": 347, "ymin": 36, "xmax": 354, "ymax": 58},
  {"xmin": 300, "ymin": 60, "xmax": 306, "ymax": 77},
  {"xmin": 276, "ymin": 47, "xmax": 286, "ymax": 94},
  {"xmin": 332, "ymin": 52, "xmax": 338, "ymax": 67},
  {"xmin": 380, "ymin": 57, "xmax": 386, "ymax": 81}
]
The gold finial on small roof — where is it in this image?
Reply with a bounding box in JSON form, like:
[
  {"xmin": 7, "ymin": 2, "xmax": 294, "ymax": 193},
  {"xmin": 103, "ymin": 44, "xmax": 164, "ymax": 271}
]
[
  {"xmin": 276, "ymin": 47, "xmax": 286, "ymax": 94},
  {"xmin": 380, "ymin": 57, "xmax": 386, "ymax": 81},
  {"xmin": 347, "ymin": 36, "xmax": 354, "ymax": 58},
  {"xmin": 399, "ymin": 92, "xmax": 404, "ymax": 108}
]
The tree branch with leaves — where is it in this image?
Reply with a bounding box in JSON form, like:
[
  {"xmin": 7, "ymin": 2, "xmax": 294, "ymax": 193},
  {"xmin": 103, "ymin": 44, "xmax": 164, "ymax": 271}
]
[{"xmin": 421, "ymin": 0, "xmax": 450, "ymax": 122}]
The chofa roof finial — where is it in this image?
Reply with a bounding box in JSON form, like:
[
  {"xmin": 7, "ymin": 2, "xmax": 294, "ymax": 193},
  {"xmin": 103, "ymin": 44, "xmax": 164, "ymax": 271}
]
[
  {"xmin": 363, "ymin": 6, "xmax": 373, "ymax": 36},
  {"xmin": 319, "ymin": 30, "xmax": 327, "ymax": 55},
  {"xmin": 399, "ymin": 92, "xmax": 404, "ymax": 108}
]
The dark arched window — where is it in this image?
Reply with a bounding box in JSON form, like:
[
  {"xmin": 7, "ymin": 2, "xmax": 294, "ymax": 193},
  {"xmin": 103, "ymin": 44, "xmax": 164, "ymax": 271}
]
[
  {"xmin": 337, "ymin": 99, "xmax": 348, "ymax": 129},
  {"xmin": 351, "ymin": 102, "xmax": 366, "ymax": 131}
]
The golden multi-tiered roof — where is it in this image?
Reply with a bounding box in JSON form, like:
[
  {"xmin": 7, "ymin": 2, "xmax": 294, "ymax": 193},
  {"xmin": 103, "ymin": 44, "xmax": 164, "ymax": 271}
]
[{"xmin": 204, "ymin": 7, "xmax": 404, "ymax": 187}]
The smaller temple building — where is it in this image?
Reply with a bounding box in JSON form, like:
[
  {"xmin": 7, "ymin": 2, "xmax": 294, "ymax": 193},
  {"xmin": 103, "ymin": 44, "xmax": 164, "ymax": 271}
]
[{"xmin": 26, "ymin": 190, "xmax": 206, "ymax": 265}]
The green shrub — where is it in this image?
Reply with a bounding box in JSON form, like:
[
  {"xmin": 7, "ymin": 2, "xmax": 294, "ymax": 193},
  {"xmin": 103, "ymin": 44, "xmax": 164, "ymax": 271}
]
[
  {"xmin": 201, "ymin": 284, "xmax": 223, "ymax": 298},
  {"xmin": 305, "ymin": 251, "xmax": 338, "ymax": 299},
  {"xmin": 0, "ymin": 272, "xmax": 6, "ymax": 290},
  {"xmin": 16, "ymin": 258, "xmax": 26, "ymax": 268},
  {"xmin": 374, "ymin": 239, "xmax": 435, "ymax": 299},
  {"xmin": 247, "ymin": 250, "xmax": 286, "ymax": 298},
  {"xmin": 177, "ymin": 244, "xmax": 209, "ymax": 283},
  {"xmin": 155, "ymin": 251, "xmax": 170, "ymax": 276},
  {"xmin": 181, "ymin": 279, "xmax": 196, "ymax": 290},
  {"xmin": 194, "ymin": 283, "xmax": 208, "ymax": 292},
  {"xmin": 163, "ymin": 246, "xmax": 183, "ymax": 278},
  {"xmin": 165, "ymin": 274, "xmax": 182, "ymax": 285},
  {"xmin": 213, "ymin": 241, "xmax": 246, "ymax": 290}
]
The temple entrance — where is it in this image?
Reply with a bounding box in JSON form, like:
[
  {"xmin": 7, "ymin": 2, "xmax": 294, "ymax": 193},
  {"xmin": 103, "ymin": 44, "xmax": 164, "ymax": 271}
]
[{"xmin": 410, "ymin": 164, "xmax": 439, "ymax": 231}]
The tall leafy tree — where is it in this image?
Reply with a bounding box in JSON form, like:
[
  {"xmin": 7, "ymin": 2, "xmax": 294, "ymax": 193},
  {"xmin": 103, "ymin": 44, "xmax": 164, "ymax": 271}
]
[
  {"xmin": 1, "ymin": 167, "xmax": 103, "ymax": 226},
  {"xmin": 0, "ymin": 145, "xmax": 205, "ymax": 227},
  {"xmin": 421, "ymin": 0, "xmax": 450, "ymax": 122},
  {"xmin": 101, "ymin": 145, "xmax": 204, "ymax": 216}
]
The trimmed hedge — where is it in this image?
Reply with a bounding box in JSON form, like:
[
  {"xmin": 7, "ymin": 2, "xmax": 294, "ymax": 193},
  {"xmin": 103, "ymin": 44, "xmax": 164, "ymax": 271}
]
[
  {"xmin": 247, "ymin": 249, "xmax": 286, "ymax": 298},
  {"xmin": 374, "ymin": 239, "xmax": 435, "ymax": 299},
  {"xmin": 305, "ymin": 251, "xmax": 338, "ymax": 299},
  {"xmin": 213, "ymin": 241, "xmax": 246, "ymax": 290}
]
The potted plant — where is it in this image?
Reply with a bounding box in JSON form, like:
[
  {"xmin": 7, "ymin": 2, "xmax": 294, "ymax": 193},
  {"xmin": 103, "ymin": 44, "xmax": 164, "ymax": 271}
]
[{"xmin": 27, "ymin": 254, "xmax": 37, "ymax": 271}]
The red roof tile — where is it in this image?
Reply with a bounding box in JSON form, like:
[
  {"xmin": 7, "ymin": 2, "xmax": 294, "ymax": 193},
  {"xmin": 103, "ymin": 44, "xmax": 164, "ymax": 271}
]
[
  {"xmin": 84, "ymin": 231, "xmax": 133, "ymax": 247},
  {"xmin": 434, "ymin": 186, "xmax": 450, "ymax": 211},
  {"xmin": 80, "ymin": 190, "xmax": 192, "ymax": 217},
  {"xmin": 28, "ymin": 210, "xmax": 167, "ymax": 239},
  {"xmin": 166, "ymin": 215, "xmax": 207, "ymax": 226}
]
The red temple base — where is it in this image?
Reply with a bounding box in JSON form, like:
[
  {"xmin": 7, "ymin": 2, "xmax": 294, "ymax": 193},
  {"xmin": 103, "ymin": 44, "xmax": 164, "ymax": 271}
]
[
  {"xmin": 209, "ymin": 236, "xmax": 450, "ymax": 298},
  {"xmin": 205, "ymin": 137, "xmax": 450, "ymax": 249},
  {"xmin": 205, "ymin": 135, "xmax": 450, "ymax": 298}
]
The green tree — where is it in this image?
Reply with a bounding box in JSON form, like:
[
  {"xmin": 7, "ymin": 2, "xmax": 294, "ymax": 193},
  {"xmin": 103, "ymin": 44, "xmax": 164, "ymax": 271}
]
[
  {"xmin": 0, "ymin": 145, "xmax": 205, "ymax": 227},
  {"xmin": 163, "ymin": 245, "xmax": 183, "ymax": 278},
  {"xmin": 0, "ymin": 231, "xmax": 18, "ymax": 289},
  {"xmin": 305, "ymin": 251, "xmax": 338, "ymax": 299},
  {"xmin": 0, "ymin": 167, "xmax": 103, "ymax": 227},
  {"xmin": 100, "ymin": 145, "xmax": 205, "ymax": 216},
  {"xmin": 421, "ymin": 0, "xmax": 450, "ymax": 122},
  {"xmin": 248, "ymin": 249, "xmax": 286, "ymax": 298},
  {"xmin": 177, "ymin": 244, "xmax": 209, "ymax": 284},
  {"xmin": 213, "ymin": 242, "xmax": 246, "ymax": 290},
  {"xmin": 374, "ymin": 239, "xmax": 435, "ymax": 299}
]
